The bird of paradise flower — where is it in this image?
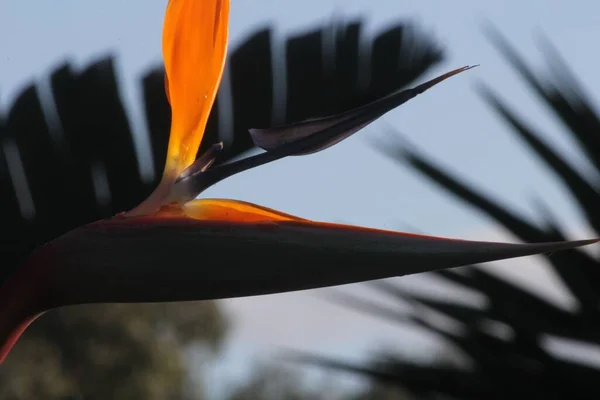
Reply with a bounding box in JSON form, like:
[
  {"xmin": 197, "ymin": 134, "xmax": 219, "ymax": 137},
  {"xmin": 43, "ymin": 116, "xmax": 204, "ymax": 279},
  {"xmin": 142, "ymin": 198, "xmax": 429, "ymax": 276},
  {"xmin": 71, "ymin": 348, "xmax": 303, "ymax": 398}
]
[{"xmin": 0, "ymin": 0, "xmax": 596, "ymax": 363}]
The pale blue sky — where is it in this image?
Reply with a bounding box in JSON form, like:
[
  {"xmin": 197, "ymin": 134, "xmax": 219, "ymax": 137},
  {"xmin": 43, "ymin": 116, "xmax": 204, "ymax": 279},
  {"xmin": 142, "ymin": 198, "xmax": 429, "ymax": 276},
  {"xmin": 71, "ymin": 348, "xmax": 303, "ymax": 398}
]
[{"xmin": 2, "ymin": 1, "xmax": 600, "ymax": 398}]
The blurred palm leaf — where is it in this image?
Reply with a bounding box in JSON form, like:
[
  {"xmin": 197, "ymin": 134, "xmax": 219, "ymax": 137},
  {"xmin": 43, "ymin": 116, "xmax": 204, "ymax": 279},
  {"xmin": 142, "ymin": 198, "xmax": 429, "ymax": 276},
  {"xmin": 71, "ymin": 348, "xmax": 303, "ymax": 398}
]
[
  {"xmin": 0, "ymin": 20, "xmax": 442, "ymax": 286},
  {"xmin": 290, "ymin": 28, "xmax": 600, "ymax": 400},
  {"xmin": 0, "ymin": 18, "xmax": 442, "ymax": 399}
]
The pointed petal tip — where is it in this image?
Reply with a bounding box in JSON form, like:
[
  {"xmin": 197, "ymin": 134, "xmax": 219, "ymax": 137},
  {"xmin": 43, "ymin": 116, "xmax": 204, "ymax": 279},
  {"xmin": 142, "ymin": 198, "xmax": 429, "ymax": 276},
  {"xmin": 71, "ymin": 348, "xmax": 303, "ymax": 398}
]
[
  {"xmin": 516, "ymin": 237, "xmax": 599, "ymax": 257},
  {"xmin": 248, "ymin": 63, "xmax": 479, "ymax": 158},
  {"xmin": 415, "ymin": 64, "xmax": 478, "ymax": 93},
  {"xmin": 567, "ymin": 238, "xmax": 600, "ymax": 247}
]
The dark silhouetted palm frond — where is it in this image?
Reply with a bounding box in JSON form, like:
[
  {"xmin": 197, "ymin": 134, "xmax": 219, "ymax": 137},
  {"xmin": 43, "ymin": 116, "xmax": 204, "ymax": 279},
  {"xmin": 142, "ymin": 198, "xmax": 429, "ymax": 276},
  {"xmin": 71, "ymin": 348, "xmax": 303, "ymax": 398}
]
[
  {"xmin": 289, "ymin": 28, "xmax": 600, "ymax": 400},
  {"xmin": 0, "ymin": 20, "xmax": 442, "ymax": 288}
]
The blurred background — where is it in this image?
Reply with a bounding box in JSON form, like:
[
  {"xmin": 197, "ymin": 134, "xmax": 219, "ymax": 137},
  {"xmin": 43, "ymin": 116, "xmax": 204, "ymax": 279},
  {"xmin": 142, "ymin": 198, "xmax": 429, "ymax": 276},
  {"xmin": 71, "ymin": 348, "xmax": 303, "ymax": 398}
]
[{"xmin": 2, "ymin": 0, "xmax": 600, "ymax": 399}]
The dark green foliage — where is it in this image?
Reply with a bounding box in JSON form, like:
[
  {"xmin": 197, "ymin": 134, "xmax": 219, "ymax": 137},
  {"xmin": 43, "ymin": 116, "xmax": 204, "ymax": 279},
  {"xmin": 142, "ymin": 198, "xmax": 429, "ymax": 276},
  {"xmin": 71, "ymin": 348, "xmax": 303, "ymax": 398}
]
[{"xmin": 224, "ymin": 362, "xmax": 412, "ymax": 400}]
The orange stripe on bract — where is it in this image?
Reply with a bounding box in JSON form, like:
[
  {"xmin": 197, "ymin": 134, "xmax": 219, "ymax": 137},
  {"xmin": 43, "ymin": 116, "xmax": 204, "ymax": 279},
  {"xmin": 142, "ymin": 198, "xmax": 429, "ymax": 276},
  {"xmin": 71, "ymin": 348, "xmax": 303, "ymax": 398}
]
[
  {"xmin": 182, "ymin": 199, "xmax": 308, "ymax": 223},
  {"xmin": 147, "ymin": 199, "xmax": 471, "ymax": 239},
  {"xmin": 183, "ymin": 198, "xmax": 471, "ymax": 242},
  {"xmin": 162, "ymin": 0, "xmax": 230, "ymax": 180}
]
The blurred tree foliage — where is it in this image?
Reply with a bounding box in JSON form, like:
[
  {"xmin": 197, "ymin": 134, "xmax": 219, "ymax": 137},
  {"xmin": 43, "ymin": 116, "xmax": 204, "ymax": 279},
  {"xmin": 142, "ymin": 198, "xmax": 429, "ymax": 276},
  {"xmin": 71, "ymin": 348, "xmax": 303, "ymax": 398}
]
[
  {"xmin": 224, "ymin": 362, "xmax": 412, "ymax": 400},
  {"xmin": 226, "ymin": 364, "xmax": 335, "ymax": 400},
  {"xmin": 0, "ymin": 302, "xmax": 227, "ymax": 400}
]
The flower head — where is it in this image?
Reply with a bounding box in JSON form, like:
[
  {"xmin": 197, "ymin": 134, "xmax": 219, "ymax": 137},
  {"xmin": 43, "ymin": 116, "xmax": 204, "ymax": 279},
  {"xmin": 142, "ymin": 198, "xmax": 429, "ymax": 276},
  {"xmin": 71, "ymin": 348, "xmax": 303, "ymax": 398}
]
[{"xmin": 0, "ymin": 0, "xmax": 596, "ymax": 363}]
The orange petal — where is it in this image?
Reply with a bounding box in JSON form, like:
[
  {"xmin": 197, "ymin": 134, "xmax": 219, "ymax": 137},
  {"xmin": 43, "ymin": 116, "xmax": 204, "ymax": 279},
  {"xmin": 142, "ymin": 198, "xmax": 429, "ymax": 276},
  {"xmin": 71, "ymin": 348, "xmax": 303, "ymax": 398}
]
[
  {"xmin": 162, "ymin": 0, "xmax": 230, "ymax": 180},
  {"xmin": 182, "ymin": 199, "xmax": 308, "ymax": 223}
]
